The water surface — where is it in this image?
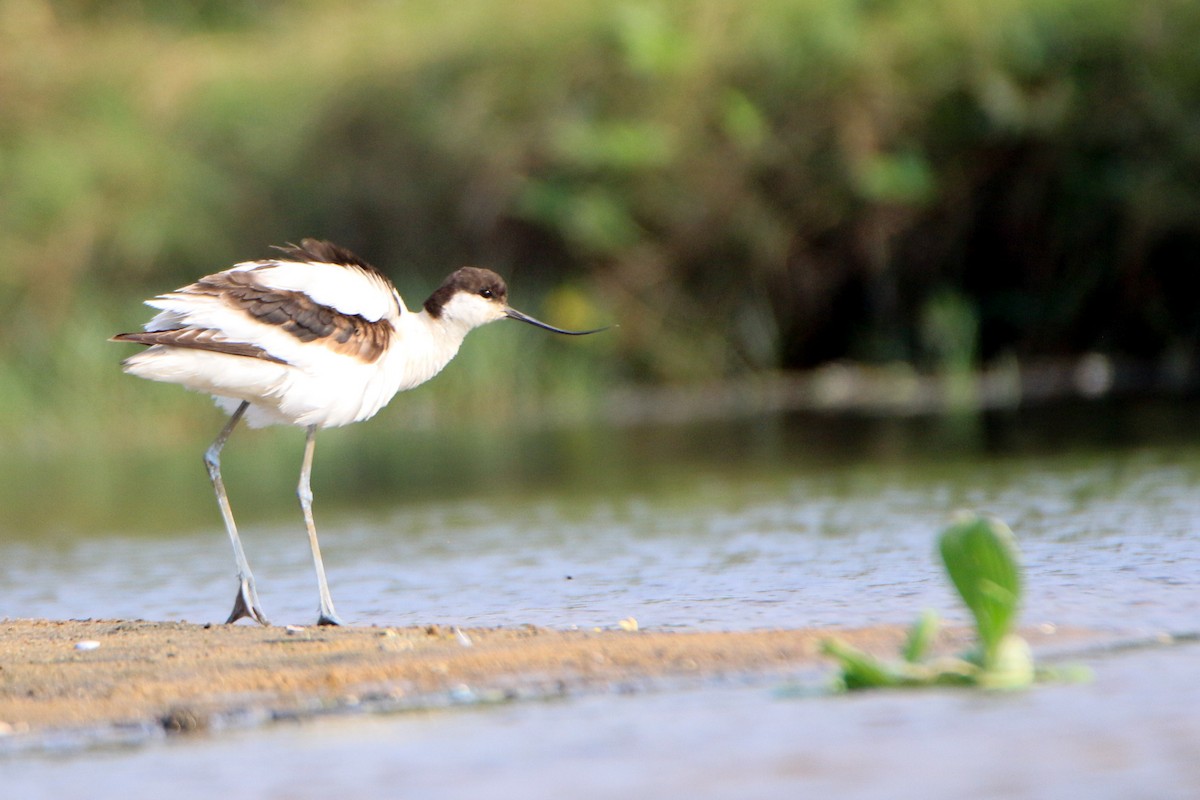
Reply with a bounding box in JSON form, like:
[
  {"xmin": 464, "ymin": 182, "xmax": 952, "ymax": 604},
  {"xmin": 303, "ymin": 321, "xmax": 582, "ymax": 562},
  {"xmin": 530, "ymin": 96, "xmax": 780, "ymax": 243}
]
[
  {"xmin": 3, "ymin": 415, "xmax": 1197, "ymax": 633},
  {"xmin": 2, "ymin": 400, "xmax": 1199, "ymax": 797}
]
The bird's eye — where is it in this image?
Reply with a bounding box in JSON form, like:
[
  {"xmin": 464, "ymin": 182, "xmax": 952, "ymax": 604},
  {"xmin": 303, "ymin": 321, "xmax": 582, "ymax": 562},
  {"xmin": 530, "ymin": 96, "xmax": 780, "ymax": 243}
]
[{"xmin": 479, "ymin": 288, "xmax": 494, "ymax": 299}]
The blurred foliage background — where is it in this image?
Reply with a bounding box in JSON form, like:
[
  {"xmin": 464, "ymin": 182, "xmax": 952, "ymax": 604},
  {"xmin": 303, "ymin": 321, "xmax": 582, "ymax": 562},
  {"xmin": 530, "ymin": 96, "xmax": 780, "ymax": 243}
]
[{"xmin": 3, "ymin": 0, "xmax": 1200, "ymax": 459}]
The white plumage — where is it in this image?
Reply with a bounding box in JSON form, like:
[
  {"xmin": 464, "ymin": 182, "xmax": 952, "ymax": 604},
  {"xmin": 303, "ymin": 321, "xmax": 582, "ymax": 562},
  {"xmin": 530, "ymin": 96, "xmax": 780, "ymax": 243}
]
[{"xmin": 113, "ymin": 239, "xmax": 603, "ymax": 626}]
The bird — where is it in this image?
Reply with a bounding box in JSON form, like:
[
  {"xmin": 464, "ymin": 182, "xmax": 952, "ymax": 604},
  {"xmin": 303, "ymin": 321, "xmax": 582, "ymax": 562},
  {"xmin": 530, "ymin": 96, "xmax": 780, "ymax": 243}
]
[{"xmin": 112, "ymin": 238, "xmax": 605, "ymax": 627}]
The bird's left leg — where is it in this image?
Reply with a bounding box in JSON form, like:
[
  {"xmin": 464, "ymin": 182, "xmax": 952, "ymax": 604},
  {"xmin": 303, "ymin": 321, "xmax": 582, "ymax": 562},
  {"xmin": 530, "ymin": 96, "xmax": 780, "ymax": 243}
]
[
  {"xmin": 298, "ymin": 425, "xmax": 343, "ymax": 626},
  {"xmin": 205, "ymin": 401, "xmax": 270, "ymax": 626}
]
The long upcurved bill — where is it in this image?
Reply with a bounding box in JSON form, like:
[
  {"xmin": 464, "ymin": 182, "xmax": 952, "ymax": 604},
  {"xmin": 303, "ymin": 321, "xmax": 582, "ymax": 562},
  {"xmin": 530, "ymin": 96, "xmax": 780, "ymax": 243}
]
[{"xmin": 505, "ymin": 307, "xmax": 609, "ymax": 335}]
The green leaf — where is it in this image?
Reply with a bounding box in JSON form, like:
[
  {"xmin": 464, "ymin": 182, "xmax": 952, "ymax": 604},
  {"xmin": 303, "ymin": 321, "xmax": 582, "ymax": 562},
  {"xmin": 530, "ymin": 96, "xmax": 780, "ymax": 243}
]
[
  {"xmin": 821, "ymin": 638, "xmax": 902, "ymax": 690},
  {"xmin": 939, "ymin": 513, "xmax": 1023, "ymax": 668},
  {"xmin": 903, "ymin": 609, "xmax": 939, "ymax": 663}
]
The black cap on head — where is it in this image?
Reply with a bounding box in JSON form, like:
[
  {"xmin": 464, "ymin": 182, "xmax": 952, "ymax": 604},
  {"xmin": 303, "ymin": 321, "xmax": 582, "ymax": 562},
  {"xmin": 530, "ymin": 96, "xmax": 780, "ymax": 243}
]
[{"xmin": 424, "ymin": 267, "xmax": 508, "ymax": 318}]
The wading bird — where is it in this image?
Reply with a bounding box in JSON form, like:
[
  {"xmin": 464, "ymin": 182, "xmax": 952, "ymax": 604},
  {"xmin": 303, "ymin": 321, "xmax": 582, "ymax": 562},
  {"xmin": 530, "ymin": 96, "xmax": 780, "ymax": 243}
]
[{"xmin": 113, "ymin": 239, "xmax": 604, "ymax": 626}]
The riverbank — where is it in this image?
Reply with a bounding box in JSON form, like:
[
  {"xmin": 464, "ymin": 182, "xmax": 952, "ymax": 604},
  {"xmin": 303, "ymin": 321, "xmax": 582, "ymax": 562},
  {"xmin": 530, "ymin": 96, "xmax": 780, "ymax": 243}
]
[{"xmin": 0, "ymin": 618, "xmax": 1095, "ymax": 747}]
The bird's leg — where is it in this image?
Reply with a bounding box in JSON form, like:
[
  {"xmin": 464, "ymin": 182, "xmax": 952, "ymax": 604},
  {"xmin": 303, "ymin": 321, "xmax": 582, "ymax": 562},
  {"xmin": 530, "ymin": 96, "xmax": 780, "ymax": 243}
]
[
  {"xmin": 204, "ymin": 401, "xmax": 269, "ymax": 626},
  {"xmin": 299, "ymin": 425, "xmax": 343, "ymax": 626}
]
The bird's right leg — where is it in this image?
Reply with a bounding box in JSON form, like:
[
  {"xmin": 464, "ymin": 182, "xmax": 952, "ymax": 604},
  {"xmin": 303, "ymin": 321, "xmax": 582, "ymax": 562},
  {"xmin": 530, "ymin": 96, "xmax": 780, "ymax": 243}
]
[{"xmin": 204, "ymin": 401, "xmax": 269, "ymax": 626}]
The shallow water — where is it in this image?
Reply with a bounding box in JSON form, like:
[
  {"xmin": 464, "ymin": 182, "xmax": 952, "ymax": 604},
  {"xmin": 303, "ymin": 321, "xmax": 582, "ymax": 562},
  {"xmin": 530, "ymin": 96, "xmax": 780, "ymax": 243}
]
[
  {"xmin": 3, "ymin": 441, "xmax": 1197, "ymax": 633},
  {"xmin": 2, "ymin": 401, "xmax": 1200, "ymax": 796}
]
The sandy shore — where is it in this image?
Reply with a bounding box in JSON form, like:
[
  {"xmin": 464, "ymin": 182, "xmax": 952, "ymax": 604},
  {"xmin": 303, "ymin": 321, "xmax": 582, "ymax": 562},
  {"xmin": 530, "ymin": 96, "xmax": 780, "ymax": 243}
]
[{"xmin": 0, "ymin": 619, "xmax": 1077, "ymax": 742}]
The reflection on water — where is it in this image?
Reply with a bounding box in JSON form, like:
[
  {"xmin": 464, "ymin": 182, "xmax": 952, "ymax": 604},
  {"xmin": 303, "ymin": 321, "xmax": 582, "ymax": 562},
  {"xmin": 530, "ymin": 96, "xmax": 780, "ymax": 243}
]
[{"xmin": 6, "ymin": 396, "xmax": 1200, "ymax": 538}]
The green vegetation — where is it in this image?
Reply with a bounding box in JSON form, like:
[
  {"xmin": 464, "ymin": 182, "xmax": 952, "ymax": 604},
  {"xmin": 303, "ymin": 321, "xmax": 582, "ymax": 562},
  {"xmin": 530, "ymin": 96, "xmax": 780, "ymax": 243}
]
[
  {"xmin": 938, "ymin": 511, "xmax": 1023, "ymax": 671},
  {"xmin": 3, "ymin": 0, "xmax": 1200, "ymax": 456},
  {"xmin": 821, "ymin": 513, "xmax": 1083, "ymax": 691}
]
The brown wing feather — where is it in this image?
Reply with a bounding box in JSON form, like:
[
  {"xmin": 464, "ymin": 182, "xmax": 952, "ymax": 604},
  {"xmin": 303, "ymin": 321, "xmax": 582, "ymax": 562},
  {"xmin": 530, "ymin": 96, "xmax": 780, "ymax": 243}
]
[
  {"xmin": 110, "ymin": 329, "xmax": 288, "ymax": 364},
  {"xmin": 190, "ymin": 270, "xmax": 392, "ymax": 362}
]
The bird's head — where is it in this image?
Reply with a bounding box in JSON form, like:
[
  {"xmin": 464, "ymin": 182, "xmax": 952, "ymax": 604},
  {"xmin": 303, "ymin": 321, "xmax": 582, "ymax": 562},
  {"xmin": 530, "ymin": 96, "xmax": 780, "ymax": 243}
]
[{"xmin": 424, "ymin": 267, "xmax": 607, "ymax": 335}]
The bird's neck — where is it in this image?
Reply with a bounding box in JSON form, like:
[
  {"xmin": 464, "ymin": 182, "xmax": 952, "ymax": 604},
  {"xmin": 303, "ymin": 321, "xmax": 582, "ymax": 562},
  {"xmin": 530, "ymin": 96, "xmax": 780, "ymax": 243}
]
[{"xmin": 387, "ymin": 309, "xmax": 476, "ymax": 392}]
